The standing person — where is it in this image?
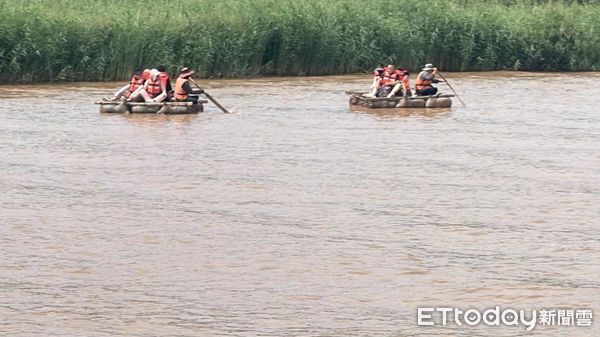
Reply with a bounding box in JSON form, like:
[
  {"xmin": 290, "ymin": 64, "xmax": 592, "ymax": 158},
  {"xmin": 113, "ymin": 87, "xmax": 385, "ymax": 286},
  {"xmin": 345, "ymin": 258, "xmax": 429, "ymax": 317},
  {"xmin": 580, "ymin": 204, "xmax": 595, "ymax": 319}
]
[
  {"xmin": 415, "ymin": 63, "xmax": 444, "ymax": 96},
  {"xmin": 106, "ymin": 68, "xmax": 144, "ymax": 101},
  {"xmin": 131, "ymin": 69, "xmax": 167, "ymax": 102},
  {"xmin": 174, "ymin": 67, "xmax": 204, "ymax": 103},
  {"xmin": 157, "ymin": 64, "xmax": 173, "ymax": 98}
]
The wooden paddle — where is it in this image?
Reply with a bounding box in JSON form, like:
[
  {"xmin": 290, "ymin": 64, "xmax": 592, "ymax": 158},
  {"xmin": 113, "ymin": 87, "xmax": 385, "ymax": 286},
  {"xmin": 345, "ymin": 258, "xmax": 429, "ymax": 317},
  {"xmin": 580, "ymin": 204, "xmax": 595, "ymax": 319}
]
[
  {"xmin": 189, "ymin": 78, "xmax": 230, "ymax": 114},
  {"xmin": 436, "ymin": 71, "xmax": 466, "ymax": 107}
]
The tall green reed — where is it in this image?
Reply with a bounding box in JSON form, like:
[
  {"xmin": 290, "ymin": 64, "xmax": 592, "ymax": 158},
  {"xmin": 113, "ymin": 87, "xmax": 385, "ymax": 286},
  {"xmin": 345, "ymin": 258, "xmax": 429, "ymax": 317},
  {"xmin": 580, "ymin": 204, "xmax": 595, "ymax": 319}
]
[{"xmin": 0, "ymin": 0, "xmax": 597, "ymax": 83}]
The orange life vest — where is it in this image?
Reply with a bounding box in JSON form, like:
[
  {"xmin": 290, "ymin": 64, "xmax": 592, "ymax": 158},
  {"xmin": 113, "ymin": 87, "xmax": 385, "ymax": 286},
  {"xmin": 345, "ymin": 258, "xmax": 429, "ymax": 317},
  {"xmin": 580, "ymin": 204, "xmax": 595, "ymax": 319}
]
[
  {"xmin": 129, "ymin": 75, "xmax": 144, "ymax": 92},
  {"xmin": 146, "ymin": 77, "xmax": 162, "ymax": 97},
  {"xmin": 415, "ymin": 72, "xmax": 433, "ymax": 90},
  {"xmin": 174, "ymin": 77, "xmax": 189, "ymax": 100},
  {"xmin": 380, "ymin": 70, "xmax": 401, "ymax": 86}
]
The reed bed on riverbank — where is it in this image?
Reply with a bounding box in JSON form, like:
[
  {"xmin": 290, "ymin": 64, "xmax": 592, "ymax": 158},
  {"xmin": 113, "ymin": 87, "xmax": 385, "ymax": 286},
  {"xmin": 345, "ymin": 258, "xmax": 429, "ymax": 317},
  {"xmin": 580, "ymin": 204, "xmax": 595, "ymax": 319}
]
[{"xmin": 0, "ymin": 0, "xmax": 598, "ymax": 82}]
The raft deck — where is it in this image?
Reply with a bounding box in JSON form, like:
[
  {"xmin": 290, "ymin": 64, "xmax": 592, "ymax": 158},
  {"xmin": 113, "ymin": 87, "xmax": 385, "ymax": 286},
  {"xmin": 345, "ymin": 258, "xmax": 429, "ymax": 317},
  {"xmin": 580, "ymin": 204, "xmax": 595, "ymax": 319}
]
[
  {"xmin": 95, "ymin": 100, "xmax": 208, "ymax": 114},
  {"xmin": 347, "ymin": 91, "xmax": 454, "ymax": 109}
]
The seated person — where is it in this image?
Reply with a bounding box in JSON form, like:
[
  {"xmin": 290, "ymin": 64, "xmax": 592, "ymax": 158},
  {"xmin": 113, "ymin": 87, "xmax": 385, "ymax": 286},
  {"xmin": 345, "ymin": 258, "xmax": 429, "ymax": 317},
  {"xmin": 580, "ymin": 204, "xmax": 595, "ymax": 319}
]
[
  {"xmin": 130, "ymin": 69, "xmax": 167, "ymax": 102},
  {"xmin": 415, "ymin": 63, "xmax": 444, "ymax": 96},
  {"xmin": 173, "ymin": 67, "xmax": 204, "ymax": 103},
  {"xmin": 374, "ymin": 65, "xmax": 411, "ymax": 98},
  {"xmin": 157, "ymin": 64, "xmax": 173, "ymax": 99},
  {"xmin": 106, "ymin": 69, "xmax": 144, "ymax": 101},
  {"xmin": 368, "ymin": 64, "xmax": 385, "ymax": 96}
]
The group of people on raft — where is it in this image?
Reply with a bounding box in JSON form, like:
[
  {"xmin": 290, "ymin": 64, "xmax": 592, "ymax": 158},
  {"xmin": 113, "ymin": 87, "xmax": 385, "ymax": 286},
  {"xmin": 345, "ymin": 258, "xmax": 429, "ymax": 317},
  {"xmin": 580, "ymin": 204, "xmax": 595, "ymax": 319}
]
[
  {"xmin": 108, "ymin": 65, "xmax": 203, "ymax": 103},
  {"xmin": 368, "ymin": 63, "xmax": 444, "ymax": 98}
]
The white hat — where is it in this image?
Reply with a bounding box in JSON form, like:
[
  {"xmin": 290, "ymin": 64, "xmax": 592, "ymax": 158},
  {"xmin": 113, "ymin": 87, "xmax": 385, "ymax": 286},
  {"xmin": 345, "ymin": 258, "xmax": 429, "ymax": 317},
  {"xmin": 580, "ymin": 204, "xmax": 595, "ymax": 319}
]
[
  {"xmin": 423, "ymin": 63, "xmax": 434, "ymax": 71},
  {"xmin": 179, "ymin": 67, "xmax": 195, "ymax": 78},
  {"xmin": 150, "ymin": 68, "xmax": 160, "ymax": 77}
]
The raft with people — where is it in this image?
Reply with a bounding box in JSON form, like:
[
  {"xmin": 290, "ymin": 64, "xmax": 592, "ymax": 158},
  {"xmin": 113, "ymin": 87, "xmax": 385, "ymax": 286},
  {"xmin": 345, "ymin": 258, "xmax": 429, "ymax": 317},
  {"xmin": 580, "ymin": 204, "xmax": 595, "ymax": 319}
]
[
  {"xmin": 97, "ymin": 66, "xmax": 230, "ymax": 114},
  {"xmin": 348, "ymin": 63, "xmax": 463, "ymax": 109}
]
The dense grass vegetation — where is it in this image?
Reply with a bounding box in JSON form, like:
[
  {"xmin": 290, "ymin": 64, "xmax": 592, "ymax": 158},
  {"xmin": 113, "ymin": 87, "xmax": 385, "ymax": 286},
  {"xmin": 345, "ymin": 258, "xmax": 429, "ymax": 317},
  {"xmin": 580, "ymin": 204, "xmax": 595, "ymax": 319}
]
[{"xmin": 0, "ymin": 0, "xmax": 598, "ymax": 82}]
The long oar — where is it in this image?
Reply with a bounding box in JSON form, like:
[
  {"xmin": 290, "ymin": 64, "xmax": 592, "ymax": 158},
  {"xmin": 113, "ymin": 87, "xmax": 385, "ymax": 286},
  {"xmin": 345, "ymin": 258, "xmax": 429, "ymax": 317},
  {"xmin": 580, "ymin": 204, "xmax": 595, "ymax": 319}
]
[
  {"xmin": 437, "ymin": 71, "xmax": 466, "ymax": 107},
  {"xmin": 189, "ymin": 78, "xmax": 230, "ymax": 114}
]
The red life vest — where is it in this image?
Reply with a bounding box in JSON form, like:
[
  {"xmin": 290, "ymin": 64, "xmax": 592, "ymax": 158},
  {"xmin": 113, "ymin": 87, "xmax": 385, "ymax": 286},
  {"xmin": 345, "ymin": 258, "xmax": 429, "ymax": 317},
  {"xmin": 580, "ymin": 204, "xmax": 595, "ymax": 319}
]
[
  {"xmin": 128, "ymin": 75, "xmax": 144, "ymax": 92},
  {"xmin": 146, "ymin": 77, "xmax": 162, "ymax": 97},
  {"xmin": 159, "ymin": 72, "xmax": 170, "ymax": 88}
]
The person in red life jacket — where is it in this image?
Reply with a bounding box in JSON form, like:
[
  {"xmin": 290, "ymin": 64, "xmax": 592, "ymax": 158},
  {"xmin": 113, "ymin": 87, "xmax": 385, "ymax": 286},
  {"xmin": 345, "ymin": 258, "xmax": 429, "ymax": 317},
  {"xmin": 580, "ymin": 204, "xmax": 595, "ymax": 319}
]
[
  {"xmin": 106, "ymin": 68, "xmax": 144, "ymax": 101},
  {"xmin": 142, "ymin": 68, "xmax": 151, "ymax": 81},
  {"xmin": 368, "ymin": 64, "xmax": 385, "ymax": 97},
  {"xmin": 132, "ymin": 69, "xmax": 167, "ymax": 102},
  {"xmin": 415, "ymin": 63, "xmax": 444, "ymax": 96},
  {"xmin": 174, "ymin": 67, "xmax": 204, "ymax": 103},
  {"xmin": 373, "ymin": 64, "xmax": 411, "ymax": 98},
  {"xmin": 373, "ymin": 64, "xmax": 385, "ymax": 77},
  {"xmin": 127, "ymin": 68, "xmax": 152, "ymax": 101},
  {"xmin": 397, "ymin": 67, "xmax": 412, "ymax": 97},
  {"xmin": 156, "ymin": 64, "xmax": 173, "ymax": 98}
]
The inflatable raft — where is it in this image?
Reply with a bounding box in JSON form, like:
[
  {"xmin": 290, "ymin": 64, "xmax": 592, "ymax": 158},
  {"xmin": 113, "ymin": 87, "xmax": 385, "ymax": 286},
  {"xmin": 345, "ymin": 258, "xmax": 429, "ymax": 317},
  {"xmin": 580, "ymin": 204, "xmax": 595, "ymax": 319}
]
[
  {"xmin": 95, "ymin": 100, "xmax": 208, "ymax": 114},
  {"xmin": 347, "ymin": 91, "xmax": 454, "ymax": 109}
]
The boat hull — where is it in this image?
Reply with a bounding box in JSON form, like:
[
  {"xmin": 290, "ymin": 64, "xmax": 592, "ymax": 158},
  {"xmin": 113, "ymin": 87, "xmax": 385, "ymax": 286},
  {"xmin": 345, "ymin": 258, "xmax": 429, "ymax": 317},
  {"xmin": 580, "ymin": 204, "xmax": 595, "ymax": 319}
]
[
  {"xmin": 96, "ymin": 100, "xmax": 207, "ymax": 114},
  {"xmin": 348, "ymin": 92, "xmax": 453, "ymax": 109}
]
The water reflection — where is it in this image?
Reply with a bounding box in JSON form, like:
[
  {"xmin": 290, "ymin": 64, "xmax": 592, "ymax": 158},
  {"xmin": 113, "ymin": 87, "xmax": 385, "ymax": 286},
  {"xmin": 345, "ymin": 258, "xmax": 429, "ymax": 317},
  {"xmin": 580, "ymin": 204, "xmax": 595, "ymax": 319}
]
[
  {"xmin": 349, "ymin": 105, "xmax": 452, "ymax": 120},
  {"xmin": 116, "ymin": 113, "xmax": 198, "ymax": 126}
]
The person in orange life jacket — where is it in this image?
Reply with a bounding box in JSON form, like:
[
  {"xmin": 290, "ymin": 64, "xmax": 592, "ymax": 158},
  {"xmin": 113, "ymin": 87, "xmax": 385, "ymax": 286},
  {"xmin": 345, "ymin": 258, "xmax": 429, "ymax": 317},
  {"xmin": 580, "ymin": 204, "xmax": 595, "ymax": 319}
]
[
  {"xmin": 106, "ymin": 68, "xmax": 144, "ymax": 101},
  {"xmin": 174, "ymin": 67, "xmax": 204, "ymax": 103},
  {"xmin": 373, "ymin": 64, "xmax": 411, "ymax": 98},
  {"xmin": 173, "ymin": 67, "xmax": 203, "ymax": 103},
  {"xmin": 127, "ymin": 68, "xmax": 153, "ymax": 101},
  {"xmin": 415, "ymin": 63, "xmax": 444, "ymax": 96},
  {"xmin": 156, "ymin": 64, "xmax": 173, "ymax": 96},
  {"xmin": 132, "ymin": 69, "xmax": 168, "ymax": 102}
]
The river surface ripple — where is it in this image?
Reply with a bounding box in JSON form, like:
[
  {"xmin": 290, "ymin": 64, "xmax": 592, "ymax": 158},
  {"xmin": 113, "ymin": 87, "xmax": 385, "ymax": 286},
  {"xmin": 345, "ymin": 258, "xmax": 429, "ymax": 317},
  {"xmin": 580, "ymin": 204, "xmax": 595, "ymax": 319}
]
[{"xmin": 1, "ymin": 72, "xmax": 599, "ymax": 336}]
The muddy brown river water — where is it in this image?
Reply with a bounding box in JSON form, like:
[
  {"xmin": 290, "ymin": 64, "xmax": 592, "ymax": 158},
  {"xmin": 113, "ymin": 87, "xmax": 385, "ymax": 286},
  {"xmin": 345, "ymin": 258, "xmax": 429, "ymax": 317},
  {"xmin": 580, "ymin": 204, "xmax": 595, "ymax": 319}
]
[{"xmin": 1, "ymin": 73, "xmax": 599, "ymax": 336}]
